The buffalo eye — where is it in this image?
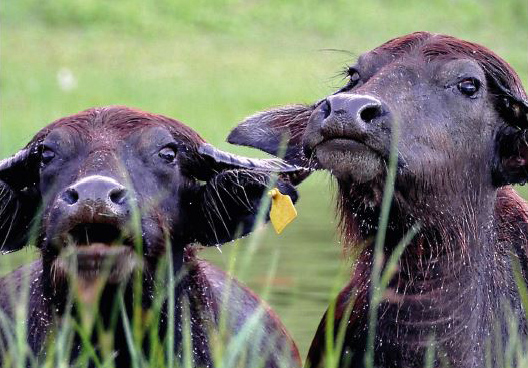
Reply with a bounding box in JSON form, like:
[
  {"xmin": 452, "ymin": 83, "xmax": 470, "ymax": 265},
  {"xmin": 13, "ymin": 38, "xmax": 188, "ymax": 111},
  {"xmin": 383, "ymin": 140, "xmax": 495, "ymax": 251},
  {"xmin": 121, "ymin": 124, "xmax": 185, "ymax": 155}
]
[
  {"xmin": 348, "ymin": 68, "xmax": 361, "ymax": 84},
  {"xmin": 339, "ymin": 67, "xmax": 361, "ymax": 92},
  {"xmin": 158, "ymin": 146, "xmax": 177, "ymax": 163},
  {"xmin": 346, "ymin": 68, "xmax": 361, "ymax": 88},
  {"xmin": 457, "ymin": 78, "xmax": 480, "ymax": 97},
  {"xmin": 41, "ymin": 147, "xmax": 56, "ymax": 166}
]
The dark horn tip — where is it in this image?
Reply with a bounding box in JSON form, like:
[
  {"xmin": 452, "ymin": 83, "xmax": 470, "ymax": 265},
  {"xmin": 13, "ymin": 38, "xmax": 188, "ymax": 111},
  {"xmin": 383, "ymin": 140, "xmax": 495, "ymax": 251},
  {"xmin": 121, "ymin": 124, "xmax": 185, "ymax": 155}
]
[{"xmin": 0, "ymin": 148, "xmax": 32, "ymax": 174}]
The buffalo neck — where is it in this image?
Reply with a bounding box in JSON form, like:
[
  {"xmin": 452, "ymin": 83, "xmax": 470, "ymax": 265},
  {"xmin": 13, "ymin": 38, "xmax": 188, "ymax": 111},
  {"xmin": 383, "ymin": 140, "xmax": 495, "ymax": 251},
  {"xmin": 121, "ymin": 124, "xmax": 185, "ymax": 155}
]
[{"xmin": 340, "ymin": 182, "xmax": 527, "ymax": 366}]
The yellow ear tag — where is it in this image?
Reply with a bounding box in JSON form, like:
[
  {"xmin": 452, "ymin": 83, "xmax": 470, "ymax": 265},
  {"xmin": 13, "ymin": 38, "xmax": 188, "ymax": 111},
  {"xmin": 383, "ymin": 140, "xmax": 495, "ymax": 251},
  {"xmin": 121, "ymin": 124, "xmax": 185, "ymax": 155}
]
[{"xmin": 268, "ymin": 188, "xmax": 297, "ymax": 234}]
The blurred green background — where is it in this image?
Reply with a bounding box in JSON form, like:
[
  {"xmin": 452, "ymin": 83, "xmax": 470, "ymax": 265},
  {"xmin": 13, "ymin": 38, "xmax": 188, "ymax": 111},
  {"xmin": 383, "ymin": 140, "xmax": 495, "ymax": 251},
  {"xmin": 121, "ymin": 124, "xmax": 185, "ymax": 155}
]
[{"xmin": 1, "ymin": 0, "xmax": 527, "ymax": 359}]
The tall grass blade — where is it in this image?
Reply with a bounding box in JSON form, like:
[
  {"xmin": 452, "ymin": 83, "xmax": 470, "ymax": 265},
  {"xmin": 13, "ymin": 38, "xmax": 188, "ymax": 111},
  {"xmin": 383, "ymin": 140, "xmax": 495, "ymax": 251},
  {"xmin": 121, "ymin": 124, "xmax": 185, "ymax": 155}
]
[
  {"xmin": 364, "ymin": 117, "xmax": 400, "ymax": 368},
  {"xmin": 119, "ymin": 293, "xmax": 141, "ymax": 368}
]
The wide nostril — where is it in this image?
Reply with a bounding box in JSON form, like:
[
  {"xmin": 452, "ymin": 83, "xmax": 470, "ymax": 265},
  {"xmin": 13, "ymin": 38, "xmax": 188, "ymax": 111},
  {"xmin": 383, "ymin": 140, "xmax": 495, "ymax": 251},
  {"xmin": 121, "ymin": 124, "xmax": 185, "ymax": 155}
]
[
  {"xmin": 109, "ymin": 187, "xmax": 128, "ymax": 205},
  {"xmin": 360, "ymin": 105, "xmax": 383, "ymax": 123},
  {"xmin": 62, "ymin": 188, "xmax": 79, "ymax": 205},
  {"xmin": 321, "ymin": 99, "xmax": 331, "ymax": 119}
]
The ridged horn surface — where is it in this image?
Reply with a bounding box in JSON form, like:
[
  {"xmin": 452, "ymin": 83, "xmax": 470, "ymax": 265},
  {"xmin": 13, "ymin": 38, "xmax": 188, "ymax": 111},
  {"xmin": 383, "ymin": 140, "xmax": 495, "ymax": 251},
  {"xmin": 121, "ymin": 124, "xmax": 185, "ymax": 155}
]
[
  {"xmin": 0, "ymin": 148, "xmax": 31, "ymax": 174},
  {"xmin": 198, "ymin": 144, "xmax": 304, "ymax": 173}
]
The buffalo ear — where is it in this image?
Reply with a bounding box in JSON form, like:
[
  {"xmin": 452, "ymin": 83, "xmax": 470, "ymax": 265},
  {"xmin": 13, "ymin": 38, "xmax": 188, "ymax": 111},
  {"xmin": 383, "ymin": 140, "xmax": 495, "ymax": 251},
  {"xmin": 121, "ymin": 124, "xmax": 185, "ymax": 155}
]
[
  {"xmin": 180, "ymin": 142, "xmax": 306, "ymax": 246},
  {"xmin": 496, "ymin": 129, "xmax": 528, "ymax": 186},
  {"xmin": 182, "ymin": 170, "xmax": 298, "ymax": 246},
  {"xmin": 494, "ymin": 97, "xmax": 528, "ymax": 186},
  {"xmin": 0, "ymin": 148, "xmax": 41, "ymax": 253},
  {"xmin": 227, "ymin": 104, "xmax": 315, "ymax": 167}
]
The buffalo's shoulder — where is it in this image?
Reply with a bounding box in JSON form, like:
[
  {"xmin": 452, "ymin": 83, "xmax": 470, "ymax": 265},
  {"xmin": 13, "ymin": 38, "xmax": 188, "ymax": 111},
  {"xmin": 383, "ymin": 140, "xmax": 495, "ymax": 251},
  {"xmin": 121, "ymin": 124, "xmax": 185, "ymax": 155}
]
[
  {"xmin": 0, "ymin": 260, "xmax": 52, "ymax": 355},
  {"xmin": 0, "ymin": 260, "xmax": 45, "ymax": 316},
  {"xmin": 182, "ymin": 252, "xmax": 302, "ymax": 368},
  {"xmin": 496, "ymin": 187, "xmax": 528, "ymax": 280}
]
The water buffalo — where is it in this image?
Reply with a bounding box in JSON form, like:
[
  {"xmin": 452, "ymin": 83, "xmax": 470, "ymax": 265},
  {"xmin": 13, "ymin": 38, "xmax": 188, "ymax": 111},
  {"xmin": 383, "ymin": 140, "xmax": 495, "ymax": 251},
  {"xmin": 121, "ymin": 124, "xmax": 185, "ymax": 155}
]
[
  {"xmin": 0, "ymin": 106, "xmax": 303, "ymax": 367},
  {"xmin": 228, "ymin": 32, "xmax": 528, "ymax": 367}
]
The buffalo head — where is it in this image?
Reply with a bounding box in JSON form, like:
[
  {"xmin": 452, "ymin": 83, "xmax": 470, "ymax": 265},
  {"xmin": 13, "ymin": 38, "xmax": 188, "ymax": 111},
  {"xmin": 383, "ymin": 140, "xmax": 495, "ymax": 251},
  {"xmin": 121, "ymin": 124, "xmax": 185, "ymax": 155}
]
[
  {"xmin": 228, "ymin": 32, "xmax": 528, "ymax": 368},
  {"xmin": 229, "ymin": 32, "xmax": 528, "ymax": 216},
  {"xmin": 0, "ymin": 106, "xmax": 301, "ymax": 290}
]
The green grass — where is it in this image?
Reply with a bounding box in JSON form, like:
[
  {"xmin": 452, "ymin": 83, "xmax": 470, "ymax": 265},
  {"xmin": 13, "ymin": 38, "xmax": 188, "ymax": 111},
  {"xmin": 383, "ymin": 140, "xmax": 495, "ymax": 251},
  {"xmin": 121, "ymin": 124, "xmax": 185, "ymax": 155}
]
[{"xmin": 1, "ymin": 0, "xmax": 528, "ymax": 364}]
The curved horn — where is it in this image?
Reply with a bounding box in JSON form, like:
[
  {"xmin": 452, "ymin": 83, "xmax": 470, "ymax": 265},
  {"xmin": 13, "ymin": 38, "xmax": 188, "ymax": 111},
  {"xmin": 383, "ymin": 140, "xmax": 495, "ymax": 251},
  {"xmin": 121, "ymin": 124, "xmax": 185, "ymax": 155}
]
[
  {"xmin": 0, "ymin": 148, "xmax": 38, "ymax": 189},
  {"xmin": 0, "ymin": 148, "xmax": 31, "ymax": 175},
  {"xmin": 198, "ymin": 144, "xmax": 305, "ymax": 173}
]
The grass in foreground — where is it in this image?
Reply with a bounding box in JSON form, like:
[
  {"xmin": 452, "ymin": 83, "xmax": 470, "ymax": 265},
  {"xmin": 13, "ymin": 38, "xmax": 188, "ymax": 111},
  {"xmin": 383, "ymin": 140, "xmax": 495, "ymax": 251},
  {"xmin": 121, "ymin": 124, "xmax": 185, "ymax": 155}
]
[{"xmin": 1, "ymin": 0, "xmax": 528, "ymax": 360}]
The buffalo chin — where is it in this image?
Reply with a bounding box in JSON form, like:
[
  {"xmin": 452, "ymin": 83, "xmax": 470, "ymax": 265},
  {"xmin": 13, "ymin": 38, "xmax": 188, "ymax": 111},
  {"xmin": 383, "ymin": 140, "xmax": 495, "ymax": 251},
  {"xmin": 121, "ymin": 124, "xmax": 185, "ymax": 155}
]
[
  {"xmin": 53, "ymin": 244, "xmax": 140, "ymax": 302},
  {"xmin": 314, "ymin": 139, "xmax": 383, "ymax": 183}
]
